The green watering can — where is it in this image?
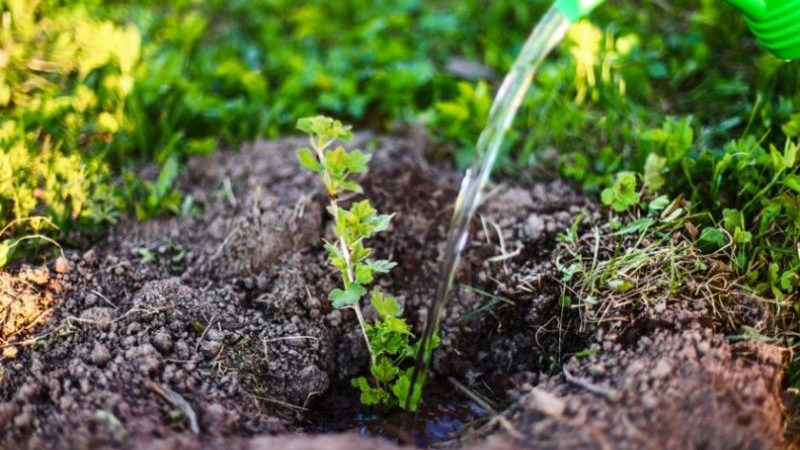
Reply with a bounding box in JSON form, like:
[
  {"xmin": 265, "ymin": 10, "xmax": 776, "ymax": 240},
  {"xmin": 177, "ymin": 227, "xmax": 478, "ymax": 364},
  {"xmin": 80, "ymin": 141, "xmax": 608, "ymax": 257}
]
[{"xmin": 555, "ymin": 0, "xmax": 800, "ymax": 60}]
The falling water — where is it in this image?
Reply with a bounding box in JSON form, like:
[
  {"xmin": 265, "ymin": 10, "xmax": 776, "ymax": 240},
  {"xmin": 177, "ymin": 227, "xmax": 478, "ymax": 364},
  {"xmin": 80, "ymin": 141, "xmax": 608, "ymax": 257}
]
[{"xmin": 408, "ymin": 6, "xmax": 573, "ymax": 406}]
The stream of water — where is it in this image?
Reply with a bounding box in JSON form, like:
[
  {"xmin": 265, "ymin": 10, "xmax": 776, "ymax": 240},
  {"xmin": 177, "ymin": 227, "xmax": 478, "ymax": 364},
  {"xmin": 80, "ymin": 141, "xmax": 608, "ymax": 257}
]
[{"xmin": 408, "ymin": 6, "xmax": 573, "ymax": 406}]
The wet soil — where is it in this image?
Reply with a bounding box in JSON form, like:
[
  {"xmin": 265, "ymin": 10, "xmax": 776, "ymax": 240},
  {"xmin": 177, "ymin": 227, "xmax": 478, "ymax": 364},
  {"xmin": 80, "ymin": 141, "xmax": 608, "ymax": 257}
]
[{"xmin": 0, "ymin": 134, "xmax": 788, "ymax": 449}]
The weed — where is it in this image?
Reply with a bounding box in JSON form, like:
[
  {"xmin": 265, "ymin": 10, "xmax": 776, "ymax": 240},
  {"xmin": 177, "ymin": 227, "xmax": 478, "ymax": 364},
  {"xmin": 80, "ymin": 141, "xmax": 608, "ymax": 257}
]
[{"xmin": 296, "ymin": 115, "xmax": 435, "ymax": 411}]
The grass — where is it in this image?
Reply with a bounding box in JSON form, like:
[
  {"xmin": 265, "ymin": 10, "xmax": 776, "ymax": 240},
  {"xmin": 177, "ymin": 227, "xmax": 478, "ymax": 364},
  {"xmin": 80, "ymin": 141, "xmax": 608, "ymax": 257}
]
[{"xmin": 555, "ymin": 204, "xmax": 745, "ymax": 332}]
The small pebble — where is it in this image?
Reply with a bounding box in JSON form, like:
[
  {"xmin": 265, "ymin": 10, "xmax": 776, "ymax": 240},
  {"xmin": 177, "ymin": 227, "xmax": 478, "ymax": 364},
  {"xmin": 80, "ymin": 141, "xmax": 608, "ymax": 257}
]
[
  {"xmin": 3, "ymin": 346, "xmax": 19, "ymax": 359},
  {"xmin": 91, "ymin": 344, "xmax": 111, "ymax": 367},
  {"xmin": 55, "ymin": 256, "xmax": 70, "ymax": 274}
]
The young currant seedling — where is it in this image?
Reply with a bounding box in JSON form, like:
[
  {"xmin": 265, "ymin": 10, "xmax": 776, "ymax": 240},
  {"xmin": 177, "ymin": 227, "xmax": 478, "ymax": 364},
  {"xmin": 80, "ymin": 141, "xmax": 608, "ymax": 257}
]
[{"xmin": 296, "ymin": 115, "xmax": 435, "ymax": 411}]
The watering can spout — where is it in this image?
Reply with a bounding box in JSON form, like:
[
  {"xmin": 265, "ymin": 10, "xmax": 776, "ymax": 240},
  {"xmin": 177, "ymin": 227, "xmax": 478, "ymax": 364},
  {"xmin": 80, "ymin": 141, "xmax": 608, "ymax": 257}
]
[
  {"xmin": 554, "ymin": 0, "xmax": 800, "ymax": 60},
  {"xmin": 724, "ymin": 0, "xmax": 766, "ymax": 19}
]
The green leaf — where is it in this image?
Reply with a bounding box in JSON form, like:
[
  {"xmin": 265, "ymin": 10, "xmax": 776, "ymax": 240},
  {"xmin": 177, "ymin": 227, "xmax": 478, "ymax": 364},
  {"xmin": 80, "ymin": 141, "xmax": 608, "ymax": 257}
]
[
  {"xmin": 350, "ymin": 200, "xmax": 376, "ymax": 220},
  {"xmin": 784, "ymin": 141, "xmax": 798, "ymax": 169},
  {"xmin": 370, "ymin": 214, "xmax": 393, "ymax": 233},
  {"xmin": 784, "ymin": 175, "xmax": 800, "ymax": 194},
  {"xmin": 613, "ymin": 217, "xmax": 653, "ymax": 236},
  {"xmin": 355, "ymin": 263, "xmax": 374, "ymax": 284},
  {"xmin": 382, "ymin": 316, "xmax": 412, "ymax": 335},
  {"xmin": 733, "ymin": 228, "xmax": 752, "ymax": 245},
  {"xmin": 340, "ymin": 180, "xmax": 363, "ymax": 194},
  {"xmin": 297, "ymin": 147, "xmax": 320, "ymax": 171},
  {"xmin": 329, "ymin": 283, "xmax": 366, "ymax": 308},
  {"xmin": 601, "ymin": 172, "xmax": 640, "ymax": 212},
  {"xmin": 722, "ymin": 209, "xmax": 744, "ymax": 233},
  {"xmin": 351, "ymin": 376, "xmax": 384, "ymax": 406},
  {"xmin": 325, "ymin": 147, "xmax": 349, "ymax": 176},
  {"xmin": 370, "ymin": 259, "xmax": 397, "ymax": 274},
  {"xmin": 643, "ymin": 153, "xmax": 666, "ymax": 193},
  {"xmin": 346, "ymin": 149, "xmax": 371, "ymax": 174},
  {"xmin": 697, "ymin": 227, "xmax": 727, "ymax": 251},
  {"xmin": 371, "ymin": 357, "xmax": 400, "ymax": 383},
  {"xmin": 296, "ymin": 115, "xmax": 353, "ymax": 142},
  {"xmin": 371, "ymin": 290, "xmax": 402, "ymax": 318},
  {"xmin": 323, "ymin": 240, "xmax": 347, "ymax": 272},
  {"xmin": 392, "ymin": 370, "xmax": 424, "ymax": 411},
  {"xmin": 0, "ymin": 240, "xmax": 11, "ymax": 267},
  {"xmin": 647, "ymin": 195, "xmax": 670, "ymax": 213},
  {"xmin": 607, "ymin": 279, "xmax": 634, "ymax": 292}
]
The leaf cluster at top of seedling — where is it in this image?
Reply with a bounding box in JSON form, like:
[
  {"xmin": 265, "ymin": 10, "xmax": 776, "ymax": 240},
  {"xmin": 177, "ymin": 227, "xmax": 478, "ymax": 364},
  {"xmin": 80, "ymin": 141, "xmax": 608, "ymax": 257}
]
[{"xmin": 296, "ymin": 115, "xmax": 437, "ymax": 411}]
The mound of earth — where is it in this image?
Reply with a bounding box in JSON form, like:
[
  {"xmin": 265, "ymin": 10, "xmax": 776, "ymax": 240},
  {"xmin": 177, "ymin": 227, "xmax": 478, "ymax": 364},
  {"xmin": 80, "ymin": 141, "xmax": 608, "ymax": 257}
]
[{"xmin": 0, "ymin": 134, "xmax": 787, "ymax": 449}]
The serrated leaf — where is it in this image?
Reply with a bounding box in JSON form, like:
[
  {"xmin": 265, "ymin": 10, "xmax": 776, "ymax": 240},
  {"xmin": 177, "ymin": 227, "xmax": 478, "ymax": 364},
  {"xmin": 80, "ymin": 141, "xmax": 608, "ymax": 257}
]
[
  {"xmin": 382, "ymin": 316, "xmax": 412, "ymax": 335},
  {"xmin": 329, "ymin": 283, "xmax": 366, "ymax": 308},
  {"xmin": 297, "ymin": 147, "xmax": 320, "ymax": 171},
  {"xmin": 325, "ymin": 147, "xmax": 349, "ymax": 175},
  {"xmin": 346, "ymin": 149, "xmax": 371, "ymax": 173},
  {"xmin": 601, "ymin": 172, "xmax": 639, "ymax": 212},
  {"xmin": 370, "ymin": 259, "xmax": 397, "ymax": 273},
  {"xmin": 296, "ymin": 115, "xmax": 352, "ymax": 142},
  {"xmin": 371, "ymin": 290, "xmax": 402, "ymax": 318},
  {"xmin": 355, "ymin": 263, "xmax": 374, "ymax": 284},
  {"xmin": 351, "ymin": 376, "xmax": 384, "ymax": 406},
  {"xmin": 697, "ymin": 227, "xmax": 727, "ymax": 251},
  {"xmin": 371, "ymin": 357, "xmax": 399, "ymax": 383},
  {"xmin": 370, "ymin": 214, "xmax": 393, "ymax": 233},
  {"xmin": 350, "ymin": 200, "xmax": 376, "ymax": 219},
  {"xmin": 340, "ymin": 180, "xmax": 363, "ymax": 194}
]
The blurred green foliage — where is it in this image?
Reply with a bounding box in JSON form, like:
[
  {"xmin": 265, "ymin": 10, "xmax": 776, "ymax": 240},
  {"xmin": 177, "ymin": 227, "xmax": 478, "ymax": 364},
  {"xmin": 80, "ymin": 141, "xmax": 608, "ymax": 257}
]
[{"xmin": 0, "ymin": 0, "xmax": 798, "ymax": 310}]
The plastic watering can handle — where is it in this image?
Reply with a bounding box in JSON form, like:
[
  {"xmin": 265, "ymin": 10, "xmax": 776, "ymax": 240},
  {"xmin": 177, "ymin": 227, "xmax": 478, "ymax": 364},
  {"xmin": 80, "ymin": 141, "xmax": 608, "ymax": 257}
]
[{"xmin": 553, "ymin": 0, "xmax": 800, "ymax": 60}]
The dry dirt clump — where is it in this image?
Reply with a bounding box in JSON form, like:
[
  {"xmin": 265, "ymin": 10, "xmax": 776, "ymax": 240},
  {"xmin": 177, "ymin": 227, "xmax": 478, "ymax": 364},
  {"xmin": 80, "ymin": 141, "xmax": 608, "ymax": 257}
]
[
  {"xmin": 0, "ymin": 266, "xmax": 61, "ymax": 359},
  {"xmin": 0, "ymin": 134, "xmax": 789, "ymax": 450}
]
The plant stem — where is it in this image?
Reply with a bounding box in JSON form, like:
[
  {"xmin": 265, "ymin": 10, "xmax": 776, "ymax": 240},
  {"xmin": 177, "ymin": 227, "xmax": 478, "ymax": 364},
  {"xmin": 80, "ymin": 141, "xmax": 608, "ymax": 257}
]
[{"xmin": 319, "ymin": 156, "xmax": 375, "ymax": 366}]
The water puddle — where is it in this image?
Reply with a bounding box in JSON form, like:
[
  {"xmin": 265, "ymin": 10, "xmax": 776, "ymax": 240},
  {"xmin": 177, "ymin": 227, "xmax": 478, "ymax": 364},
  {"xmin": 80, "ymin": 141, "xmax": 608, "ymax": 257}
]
[{"xmin": 307, "ymin": 381, "xmax": 489, "ymax": 447}]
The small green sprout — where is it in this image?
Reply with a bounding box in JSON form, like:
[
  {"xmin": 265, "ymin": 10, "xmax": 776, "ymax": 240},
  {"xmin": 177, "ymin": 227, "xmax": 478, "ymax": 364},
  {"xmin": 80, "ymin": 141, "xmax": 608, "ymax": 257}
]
[
  {"xmin": 601, "ymin": 171, "xmax": 640, "ymax": 212},
  {"xmin": 296, "ymin": 115, "xmax": 434, "ymax": 411}
]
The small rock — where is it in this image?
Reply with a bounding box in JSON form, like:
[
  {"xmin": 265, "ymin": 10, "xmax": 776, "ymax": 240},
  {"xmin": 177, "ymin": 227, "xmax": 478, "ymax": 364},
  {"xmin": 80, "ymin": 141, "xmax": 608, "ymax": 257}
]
[
  {"xmin": 3, "ymin": 346, "xmax": 19, "ymax": 359},
  {"xmin": 641, "ymin": 393, "xmax": 658, "ymax": 409},
  {"xmin": 523, "ymin": 388, "xmax": 566, "ymax": 417},
  {"xmin": 151, "ymin": 330, "xmax": 173, "ymax": 354},
  {"xmin": 55, "ymin": 256, "xmax": 70, "ymax": 274},
  {"xmin": 83, "ymin": 249, "xmax": 97, "ymax": 265},
  {"xmin": 626, "ymin": 361, "xmax": 645, "ymax": 375},
  {"xmin": 206, "ymin": 329, "xmax": 225, "ymax": 342},
  {"xmin": 0, "ymin": 402, "xmax": 19, "ymax": 425},
  {"xmin": 200, "ymin": 340, "xmax": 222, "ymax": 358},
  {"xmin": 652, "ymin": 360, "xmax": 672, "ymax": 379},
  {"xmin": 524, "ymin": 214, "xmax": 546, "ymax": 240},
  {"xmin": 13, "ymin": 408, "xmax": 33, "ymax": 430},
  {"xmin": 202, "ymin": 403, "xmax": 240, "ymax": 435},
  {"xmin": 91, "ymin": 344, "xmax": 111, "ymax": 367},
  {"xmin": 174, "ymin": 340, "xmax": 190, "ymax": 360}
]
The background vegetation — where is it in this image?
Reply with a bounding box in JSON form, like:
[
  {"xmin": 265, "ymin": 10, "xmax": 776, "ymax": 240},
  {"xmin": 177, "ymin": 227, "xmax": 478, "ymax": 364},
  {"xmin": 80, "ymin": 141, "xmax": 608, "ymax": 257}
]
[{"xmin": 0, "ymin": 0, "xmax": 798, "ymax": 370}]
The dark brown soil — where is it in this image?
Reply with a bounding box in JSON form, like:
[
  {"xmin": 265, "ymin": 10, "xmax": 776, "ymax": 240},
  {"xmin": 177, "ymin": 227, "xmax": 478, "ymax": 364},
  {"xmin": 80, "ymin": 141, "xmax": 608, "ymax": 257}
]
[{"xmin": 0, "ymin": 134, "xmax": 787, "ymax": 449}]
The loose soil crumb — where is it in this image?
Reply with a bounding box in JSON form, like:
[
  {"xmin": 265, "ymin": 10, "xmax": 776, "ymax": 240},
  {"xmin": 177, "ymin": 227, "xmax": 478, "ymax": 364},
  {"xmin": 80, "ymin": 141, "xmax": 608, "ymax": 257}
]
[{"xmin": 0, "ymin": 134, "xmax": 787, "ymax": 449}]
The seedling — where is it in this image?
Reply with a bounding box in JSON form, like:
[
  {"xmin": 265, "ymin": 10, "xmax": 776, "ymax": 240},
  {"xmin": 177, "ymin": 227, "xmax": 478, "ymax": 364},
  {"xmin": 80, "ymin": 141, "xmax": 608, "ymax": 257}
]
[{"xmin": 296, "ymin": 115, "xmax": 435, "ymax": 411}]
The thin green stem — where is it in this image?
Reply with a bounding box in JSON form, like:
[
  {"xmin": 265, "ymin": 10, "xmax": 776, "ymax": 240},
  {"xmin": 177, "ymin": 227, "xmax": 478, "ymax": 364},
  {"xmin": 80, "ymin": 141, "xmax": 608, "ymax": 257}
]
[{"xmin": 316, "ymin": 142, "xmax": 375, "ymax": 366}]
